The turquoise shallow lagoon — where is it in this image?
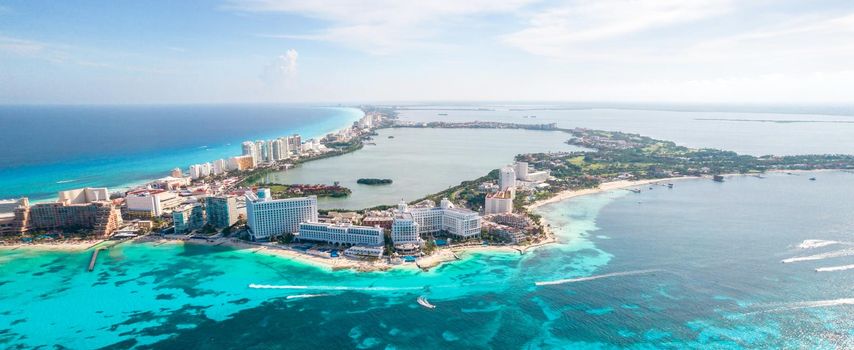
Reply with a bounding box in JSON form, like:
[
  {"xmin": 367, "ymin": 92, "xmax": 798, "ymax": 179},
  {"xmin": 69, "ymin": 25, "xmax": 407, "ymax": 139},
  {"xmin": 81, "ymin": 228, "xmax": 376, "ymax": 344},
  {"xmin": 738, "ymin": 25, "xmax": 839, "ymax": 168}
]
[{"xmin": 2, "ymin": 171, "xmax": 853, "ymax": 349}]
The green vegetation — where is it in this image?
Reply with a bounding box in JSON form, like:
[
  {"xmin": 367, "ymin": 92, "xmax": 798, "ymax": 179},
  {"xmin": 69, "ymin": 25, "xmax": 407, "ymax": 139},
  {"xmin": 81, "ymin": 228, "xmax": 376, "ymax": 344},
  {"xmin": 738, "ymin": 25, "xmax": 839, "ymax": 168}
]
[
  {"xmin": 423, "ymin": 239, "xmax": 437, "ymax": 254},
  {"xmin": 357, "ymin": 178, "xmax": 393, "ymax": 185},
  {"xmin": 410, "ymin": 169, "xmax": 499, "ymax": 206},
  {"xmin": 265, "ymin": 183, "xmax": 351, "ymax": 199}
]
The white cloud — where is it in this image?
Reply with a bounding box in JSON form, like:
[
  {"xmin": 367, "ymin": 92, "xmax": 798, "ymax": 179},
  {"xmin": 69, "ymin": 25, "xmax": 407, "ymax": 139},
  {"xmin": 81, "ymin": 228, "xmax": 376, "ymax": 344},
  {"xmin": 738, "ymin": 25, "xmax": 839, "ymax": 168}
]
[
  {"xmin": 261, "ymin": 49, "xmax": 299, "ymax": 86},
  {"xmin": 228, "ymin": 0, "xmax": 534, "ymax": 54},
  {"xmin": 0, "ymin": 35, "xmax": 49, "ymax": 56},
  {"xmin": 503, "ymin": 0, "xmax": 733, "ymax": 59}
]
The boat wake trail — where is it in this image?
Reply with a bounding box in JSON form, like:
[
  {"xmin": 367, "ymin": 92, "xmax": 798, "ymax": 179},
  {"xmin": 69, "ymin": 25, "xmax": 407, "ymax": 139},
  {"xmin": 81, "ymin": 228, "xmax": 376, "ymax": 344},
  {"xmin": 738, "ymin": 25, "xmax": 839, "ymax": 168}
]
[
  {"xmin": 535, "ymin": 269, "xmax": 662, "ymax": 286},
  {"xmin": 249, "ymin": 283, "xmax": 424, "ymax": 292},
  {"xmin": 286, "ymin": 294, "xmax": 330, "ymax": 299},
  {"xmin": 745, "ymin": 298, "xmax": 854, "ymax": 315},
  {"xmin": 815, "ymin": 264, "xmax": 854, "ymax": 272},
  {"xmin": 797, "ymin": 239, "xmax": 842, "ymax": 249},
  {"xmin": 781, "ymin": 249, "xmax": 854, "ymax": 263}
]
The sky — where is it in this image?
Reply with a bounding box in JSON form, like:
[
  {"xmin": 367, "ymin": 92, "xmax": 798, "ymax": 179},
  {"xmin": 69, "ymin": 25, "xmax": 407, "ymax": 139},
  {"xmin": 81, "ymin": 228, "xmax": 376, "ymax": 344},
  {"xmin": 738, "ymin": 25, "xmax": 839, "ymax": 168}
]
[{"xmin": 1, "ymin": 0, "xmax": 854, "ymax": 104}]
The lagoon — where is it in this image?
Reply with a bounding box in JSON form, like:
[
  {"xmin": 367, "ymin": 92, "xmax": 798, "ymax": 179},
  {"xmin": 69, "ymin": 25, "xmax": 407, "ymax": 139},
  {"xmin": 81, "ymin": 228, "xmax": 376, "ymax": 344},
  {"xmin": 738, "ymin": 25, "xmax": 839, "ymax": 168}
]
[
  {"xmin": 398, "ymin": 106, "xmax": 854, "ymax": 156},
  {"xmin": 266, "ymin": 127, "xmax": 581, "ymax": 210}
]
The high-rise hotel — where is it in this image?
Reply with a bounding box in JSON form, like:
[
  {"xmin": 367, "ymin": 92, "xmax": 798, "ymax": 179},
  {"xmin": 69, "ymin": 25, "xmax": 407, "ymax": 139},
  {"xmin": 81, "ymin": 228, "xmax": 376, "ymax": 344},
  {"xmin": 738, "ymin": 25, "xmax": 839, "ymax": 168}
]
[{"xmin": 245, "ymin": 188, "xmax": 317, "ymax": 241}]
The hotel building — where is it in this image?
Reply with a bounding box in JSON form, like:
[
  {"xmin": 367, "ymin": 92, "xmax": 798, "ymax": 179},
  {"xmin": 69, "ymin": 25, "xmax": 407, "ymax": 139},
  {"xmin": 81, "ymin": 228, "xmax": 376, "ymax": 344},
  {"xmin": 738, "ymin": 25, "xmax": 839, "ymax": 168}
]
[
  {"xmin": 205, "ymin": 195, "xmax": 239, "ymax": 229},
  {"xmin": 344, "ymin": 245, "xmax": 385, "ymax": 259},
  {"xmin": 245, "ymin": 188, "xmax": 317, "ymax": 241},
  {"xmin": 514, "ymin": 161, "xmax": 550, "ymax": 183},
  {"xmin": 297, "ymin": 222, "xmax": 384, "ymax": 246},
  {"xmin": 24, "ymin": 188, "xmax": 122, "ymax": 236},
  {"xmin": 212, "ymin": 159, "xmax": 227, "ymax": 175},
  {"xmin": 499, "ymin": 166, "xmax": 517, "ymax": 194},
  {"xmin": 0, "ymin": 198, "xmax": 29, "ymax": 236},
  {"xmin": 228, "ymin": 155, "xmax": 254, "ymax": 171},
  {"xmin": 172, "ymin": 203, "xmax": 204, "ymax": 233},
  {"xmin": 125, "ymin": 189, "xmax": 182, "ymax": 218},
  {"xmin": 241, "ymin": 141, "xmax": 258, "ymax": 167},
  {"xmin": 485, "ymin": 190, "xmax": 514, "ymax": 214},
  {"xmin": 391, "ymin": 198, "xmax": 482, "ymax": 245}
]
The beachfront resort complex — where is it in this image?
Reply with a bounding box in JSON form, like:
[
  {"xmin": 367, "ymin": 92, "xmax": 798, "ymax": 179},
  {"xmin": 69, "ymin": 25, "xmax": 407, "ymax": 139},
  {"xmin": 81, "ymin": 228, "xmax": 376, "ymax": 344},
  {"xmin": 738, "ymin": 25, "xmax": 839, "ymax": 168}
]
[{"xmin": 0, "ymin": 109, "xmax": 552, "ymax": 264}]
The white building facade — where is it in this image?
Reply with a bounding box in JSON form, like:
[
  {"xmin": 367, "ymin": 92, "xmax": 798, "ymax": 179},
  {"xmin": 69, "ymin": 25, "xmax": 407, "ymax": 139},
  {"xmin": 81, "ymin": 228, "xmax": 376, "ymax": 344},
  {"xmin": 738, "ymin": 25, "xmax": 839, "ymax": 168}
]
[
  {"xmin": 391, "ymin": 198, "xmax": 481, "ymax": 244},
  {"xmin": 298, "ymin": 222, "xmax": 384, "ymax": 246},
  {"xmin": 245, "ymin": 189, "xmax": 317, "ymax": 241},
  {"xmin": 499, "ymin": 166, "xmax": 516, "ymax": 192},
  {"xmin": 485, "ymin": 191, "xmax": 514, "ymax": 214}
]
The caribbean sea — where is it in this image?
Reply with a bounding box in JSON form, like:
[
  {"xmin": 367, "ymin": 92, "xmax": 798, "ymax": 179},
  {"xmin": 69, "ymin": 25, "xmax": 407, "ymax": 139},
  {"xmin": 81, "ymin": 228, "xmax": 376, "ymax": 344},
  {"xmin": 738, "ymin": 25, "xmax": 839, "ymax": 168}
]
[
  {"xmin": 1, "ymin": 171, "xmax": 852, "ymax": 349},
  {"xmin": 0, "ymin": 105, "xmax": 363, "ymax": 201}
]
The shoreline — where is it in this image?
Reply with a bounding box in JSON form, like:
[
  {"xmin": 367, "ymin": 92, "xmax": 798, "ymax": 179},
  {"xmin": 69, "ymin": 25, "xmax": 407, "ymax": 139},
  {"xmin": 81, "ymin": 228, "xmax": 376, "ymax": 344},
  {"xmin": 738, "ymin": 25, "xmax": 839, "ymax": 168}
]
[
  {"xmin": 527, "ymin": 176, "xmax": 699, "ymax": 211},
  {"xmin": 18, "ymin": 107, "xmax": 366, "ymax": 204},
  {"xmin": 3, "ymin": 170, "xmax": 840, "ymax": 272}
]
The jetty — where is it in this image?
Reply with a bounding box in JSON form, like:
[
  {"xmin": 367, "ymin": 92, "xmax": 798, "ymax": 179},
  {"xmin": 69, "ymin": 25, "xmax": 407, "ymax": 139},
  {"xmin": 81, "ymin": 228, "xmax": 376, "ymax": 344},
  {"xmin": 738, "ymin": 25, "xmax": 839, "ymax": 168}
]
[{"xmin": 88, "ymin": 248, "xmax": 103, "ymax": 272}]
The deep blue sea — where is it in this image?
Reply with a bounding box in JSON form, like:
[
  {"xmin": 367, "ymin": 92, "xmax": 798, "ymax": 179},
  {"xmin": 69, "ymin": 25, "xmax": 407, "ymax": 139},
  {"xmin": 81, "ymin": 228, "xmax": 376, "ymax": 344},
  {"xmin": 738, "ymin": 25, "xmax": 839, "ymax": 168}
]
[
  {"xmin": 1, "ymin": 171, "xmax": 852, "ymax": 349},
  {"xmin": 0, "ymin": 105, "xmax": 362, "ymax": 201}
]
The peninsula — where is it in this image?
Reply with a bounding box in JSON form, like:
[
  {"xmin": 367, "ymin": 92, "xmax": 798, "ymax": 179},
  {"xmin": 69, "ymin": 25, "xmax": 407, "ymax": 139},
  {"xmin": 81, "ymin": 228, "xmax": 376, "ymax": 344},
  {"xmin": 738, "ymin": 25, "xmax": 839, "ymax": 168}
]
[{"xmin": 3, "ymin": 107, "xmax": 854, "ymax": 273}]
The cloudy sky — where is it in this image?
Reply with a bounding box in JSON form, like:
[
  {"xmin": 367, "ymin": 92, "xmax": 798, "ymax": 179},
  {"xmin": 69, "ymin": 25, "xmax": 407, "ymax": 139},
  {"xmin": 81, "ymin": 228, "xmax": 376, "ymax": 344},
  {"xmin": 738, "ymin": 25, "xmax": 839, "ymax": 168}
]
[{"xmin": 2, "ymin": 0, "xmax": 854, "ymax": 104}]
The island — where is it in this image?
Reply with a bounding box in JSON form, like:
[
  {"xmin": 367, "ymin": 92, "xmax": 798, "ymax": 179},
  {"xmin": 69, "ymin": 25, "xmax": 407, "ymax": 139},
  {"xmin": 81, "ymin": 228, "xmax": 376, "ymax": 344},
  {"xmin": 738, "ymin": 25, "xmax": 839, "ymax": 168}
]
[
  {"xmin": 356, "ymin": 178, "xmax": 393, "ymax": 185},
  {"xmin": 266, "ymin": 183, "xmax": 351, "ymax": 198}
]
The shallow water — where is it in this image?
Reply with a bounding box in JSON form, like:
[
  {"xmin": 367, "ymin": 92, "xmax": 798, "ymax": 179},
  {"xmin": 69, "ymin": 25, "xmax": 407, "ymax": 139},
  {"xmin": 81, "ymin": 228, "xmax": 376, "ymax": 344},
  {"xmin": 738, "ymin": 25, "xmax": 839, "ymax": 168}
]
[{"xmin": 2, "ymin": 171, "xmax": 852, "ymax": 349}]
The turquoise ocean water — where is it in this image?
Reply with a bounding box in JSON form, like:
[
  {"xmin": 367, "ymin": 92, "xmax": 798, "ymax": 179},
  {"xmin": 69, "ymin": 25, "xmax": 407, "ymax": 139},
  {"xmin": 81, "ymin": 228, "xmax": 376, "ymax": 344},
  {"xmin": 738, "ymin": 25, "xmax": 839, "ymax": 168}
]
[
  {"xmin": 0, "ymin": 105, "xmax": 363, "ymax": 201},
  {"xmin": 1, "ymin": 171, "xmax": 852, "ymax": 349}
]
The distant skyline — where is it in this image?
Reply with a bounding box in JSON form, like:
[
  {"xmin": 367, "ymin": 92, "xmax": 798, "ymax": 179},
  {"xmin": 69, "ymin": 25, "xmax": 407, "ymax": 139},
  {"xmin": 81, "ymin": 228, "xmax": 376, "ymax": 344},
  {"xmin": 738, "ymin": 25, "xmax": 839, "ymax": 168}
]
[{"xmin": 2, "ymin": 0, "xmax": 854, "ymax": 104}]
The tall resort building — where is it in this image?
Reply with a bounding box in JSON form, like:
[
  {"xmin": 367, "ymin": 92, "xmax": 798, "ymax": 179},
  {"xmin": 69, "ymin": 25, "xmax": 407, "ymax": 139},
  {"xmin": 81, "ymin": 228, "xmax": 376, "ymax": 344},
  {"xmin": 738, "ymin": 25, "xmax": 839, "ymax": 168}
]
[
  {"xmin": 245, "ymin": 188, "xmax": 317, "ymax": 241},
  {"xmin": 205, "ymin": 195, "xmax": 239, "ymax": 229},
  {"xmin": 172, "ymin": 203, "xmax": 204, "ymax": 234},
  {"xmin": 499, "ymin": 166, "xmax": 517, "ymax": 192},
  {"xmin": 241, "ymin": 141, "xmax": 258, "ymax": 167}
]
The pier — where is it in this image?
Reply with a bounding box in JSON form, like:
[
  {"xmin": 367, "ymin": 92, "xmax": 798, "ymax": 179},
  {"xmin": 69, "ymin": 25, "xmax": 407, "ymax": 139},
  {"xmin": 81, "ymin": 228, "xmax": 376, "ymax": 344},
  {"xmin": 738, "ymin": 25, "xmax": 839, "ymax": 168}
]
[{"xmin": 88, "ymin": 248, "xmax": 103, "ymax": 272}]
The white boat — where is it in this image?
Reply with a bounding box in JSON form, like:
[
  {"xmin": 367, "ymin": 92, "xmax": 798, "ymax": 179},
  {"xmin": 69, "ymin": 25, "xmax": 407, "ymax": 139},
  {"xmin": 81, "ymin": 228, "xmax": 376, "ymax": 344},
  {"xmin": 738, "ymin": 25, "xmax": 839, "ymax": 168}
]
[{"xmin": 417, "ymin": 296, "xmax": 436, "ymax": 309}]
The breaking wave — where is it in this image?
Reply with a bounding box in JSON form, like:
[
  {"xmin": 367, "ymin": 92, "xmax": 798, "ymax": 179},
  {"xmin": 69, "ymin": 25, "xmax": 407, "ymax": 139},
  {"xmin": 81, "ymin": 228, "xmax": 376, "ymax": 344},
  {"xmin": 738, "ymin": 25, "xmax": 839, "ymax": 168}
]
[{"xmin": 535, "ymin": 269, "xmax": 661, "ymax": 286}]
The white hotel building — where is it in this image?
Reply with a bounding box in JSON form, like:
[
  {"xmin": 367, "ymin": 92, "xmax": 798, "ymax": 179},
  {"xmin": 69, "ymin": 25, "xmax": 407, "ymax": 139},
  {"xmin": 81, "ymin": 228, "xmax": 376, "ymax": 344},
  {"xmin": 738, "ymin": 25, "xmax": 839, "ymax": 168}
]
[
  {"xmin": 297, "ymin": 222, "xmax": 384, "ymax": 246},
  {"xmin": 391, "ymin": 198, "xmax": 481, "ymax": 245},
  {"xmin": 245, "ymin": 188, "xmax": 318, "ymax": 241}
]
